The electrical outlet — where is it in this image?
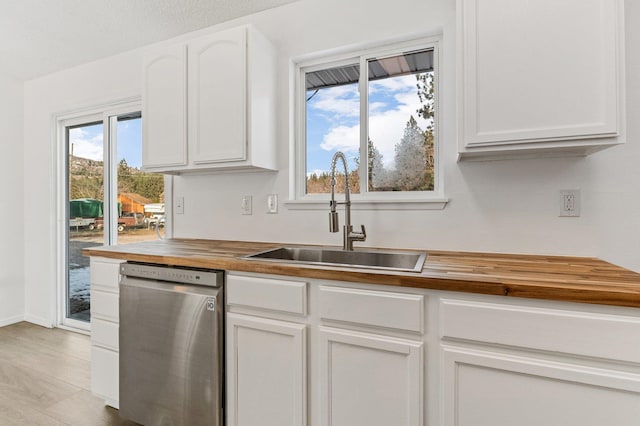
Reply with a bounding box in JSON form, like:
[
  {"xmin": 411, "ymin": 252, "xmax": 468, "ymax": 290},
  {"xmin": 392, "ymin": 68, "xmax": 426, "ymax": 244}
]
[
  {"xmin": 241, "ymin": 195, "xmax": 252, "ymax": 215},
  {"xmin": 175, "ymin": 196, "xmax": 184, "ymax": 215},
  {"xmin": 267, "ymin": 194, "xmax": 278, "ymax": 214},
  {"xmin": 559, "ymin": 190, "xmax": 580, "ymax": 217}
]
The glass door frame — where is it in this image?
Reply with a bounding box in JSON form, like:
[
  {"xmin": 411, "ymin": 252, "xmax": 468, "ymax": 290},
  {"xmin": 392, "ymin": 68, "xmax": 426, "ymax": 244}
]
[{"xmin": 55, "ymin": 98, "xmax": 142, "ymax": 332}]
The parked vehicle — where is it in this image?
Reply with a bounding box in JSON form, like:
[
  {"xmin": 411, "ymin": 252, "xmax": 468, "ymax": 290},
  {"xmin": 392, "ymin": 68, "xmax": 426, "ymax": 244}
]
[
  {"xmin": 143, "ymin": 203, "xmax": 165, "ymax": 228},
  {"xmin": 69, "ymin": 217, "xmax": 96, "ymax": 230},
  {"xmin": 95, "ymin": 212, "xmax": 146, "ymax": 232},
  {"xmin": 69, "ymin": 198, "xmax": 103, "ymax": 230}
]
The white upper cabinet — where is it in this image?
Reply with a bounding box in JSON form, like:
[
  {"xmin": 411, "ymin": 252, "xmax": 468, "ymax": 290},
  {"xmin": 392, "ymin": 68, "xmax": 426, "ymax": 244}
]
[
  {"xmin": 142, "ymin": 25, "xmax": 277, "ymax": 173},
  {"xmin": 189, "ymin": 27, "xmax": 246, "ymax": 164},
  {"xmin": 142, "ymin": 44, "xmax": 187, "ymax": 169},
  {"xmin": 457, "ymin": 0, "xmax": 625, "ymax": 160}
]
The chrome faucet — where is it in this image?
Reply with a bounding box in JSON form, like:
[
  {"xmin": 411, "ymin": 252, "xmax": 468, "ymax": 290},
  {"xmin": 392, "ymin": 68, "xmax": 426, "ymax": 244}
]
[{"xmin": 329, "ymin": 151, "xmax": 366, "ymax": 251}]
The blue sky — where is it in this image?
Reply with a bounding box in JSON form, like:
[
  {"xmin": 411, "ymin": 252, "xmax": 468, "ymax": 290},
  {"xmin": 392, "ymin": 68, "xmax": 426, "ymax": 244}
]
[
  {"xmin": 68, "ymin": 118, "xmax": 142, "ymax": 168},
  {"xmin": 306, "ymin": 73, "xmax": 430, "ymax": 177}
]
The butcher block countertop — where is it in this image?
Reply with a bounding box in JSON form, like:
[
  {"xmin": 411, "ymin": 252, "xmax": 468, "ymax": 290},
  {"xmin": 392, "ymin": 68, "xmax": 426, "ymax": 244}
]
[{"xmin": 83, "ymin": 238, "xmax": 640, "ymax": 308}]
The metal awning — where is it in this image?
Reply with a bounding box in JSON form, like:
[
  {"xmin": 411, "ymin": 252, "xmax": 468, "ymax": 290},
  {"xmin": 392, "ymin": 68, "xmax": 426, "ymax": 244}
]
[{"xmin": 305, "ymin": 49, "xmax": 434, "ymax": 91}]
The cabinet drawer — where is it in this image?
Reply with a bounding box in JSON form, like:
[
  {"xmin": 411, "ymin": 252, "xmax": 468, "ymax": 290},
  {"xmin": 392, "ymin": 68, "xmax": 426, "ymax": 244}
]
[
  {"xmin": 319, "ymin": 285, "xmax": 424, "ymax": 333},
  {"xmin": 92, "ymin": 319, "xmax": 119, "ymax": 351},
  {"xmin": 91, "ymin": 290, "xmax": 119, "ymax": 323},
  {"xmin": 91, "ymin": 346, "xmax": 119, "ymax": 408},
  {"xmin": 441, "ymin": 299, "xmax": 640, "ymax": 363},
  {"xmin": 227, "ymin": 274, "xmax": 308, "ymax": 315},
  {"xmin": 90, "ymin": 258, "xmax": 124, "ymax": 292}
]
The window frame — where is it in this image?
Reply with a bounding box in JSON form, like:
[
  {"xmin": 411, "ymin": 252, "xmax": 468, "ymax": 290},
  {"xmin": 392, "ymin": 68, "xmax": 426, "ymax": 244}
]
[{"xmin": 290, "ymin": 36, "xmax": 447, "ymax": 210}]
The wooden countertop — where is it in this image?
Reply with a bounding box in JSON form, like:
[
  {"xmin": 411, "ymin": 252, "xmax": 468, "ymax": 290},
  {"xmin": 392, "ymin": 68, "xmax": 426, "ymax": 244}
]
[{"xmin": 83, "ymin": 238, "xmax": 640, "ymax": 308}]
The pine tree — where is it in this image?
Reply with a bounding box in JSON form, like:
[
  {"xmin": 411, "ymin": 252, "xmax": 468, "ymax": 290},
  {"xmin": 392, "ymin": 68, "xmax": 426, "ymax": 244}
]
[
  {"xmin": 391, "ymin": 116, "xmax": 430, "ymax": 191},
  {"xmin": 416, "ymin": 72, "xmax": 435, "ymax": 189},
  {"xmin": 368, "ymin": 138, "xmax": 388, "ymax": 191}
]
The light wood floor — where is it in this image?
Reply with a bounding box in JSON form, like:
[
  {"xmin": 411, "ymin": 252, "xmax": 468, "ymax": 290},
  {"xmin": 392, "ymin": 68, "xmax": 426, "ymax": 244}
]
[{"xmin": 0, "ymin": 321, "xmax": 137, "ymax": 425}]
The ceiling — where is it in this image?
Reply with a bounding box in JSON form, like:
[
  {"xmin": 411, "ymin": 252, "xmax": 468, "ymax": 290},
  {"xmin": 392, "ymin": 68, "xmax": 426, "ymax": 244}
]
[{"xmin": 0, "ymin": 0, "xmax": 299, "ymax": 81}]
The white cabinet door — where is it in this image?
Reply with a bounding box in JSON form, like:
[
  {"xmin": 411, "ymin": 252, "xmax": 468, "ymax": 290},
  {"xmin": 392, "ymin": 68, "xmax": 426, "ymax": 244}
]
[
  {"xmin": 226, "ymin": 313, "xmax": 307, "ymax": 426},
  {"xmin": 443, "ymin": 346, "xmax": 640, "ymax": 426},
  {"xmin": 457, "ymin": 0, "xmax": 624, "ymax": 159},
  {"xmin": 319, "ymin": 326, "xmax": 423, "ymax": 426},
  {"xmin": 142, "ymin": 44, "xmax": 187, "ymax": 169},
  {"xmin": 189, "ymin": 27, "xmax": 247, "ymax": 165}
]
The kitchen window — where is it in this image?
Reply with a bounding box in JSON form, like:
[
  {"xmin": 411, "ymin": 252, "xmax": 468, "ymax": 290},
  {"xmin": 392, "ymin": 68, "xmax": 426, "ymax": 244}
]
[{"xmin": 292, "ymin": 37, "xmax": 445, "ymax": 208}]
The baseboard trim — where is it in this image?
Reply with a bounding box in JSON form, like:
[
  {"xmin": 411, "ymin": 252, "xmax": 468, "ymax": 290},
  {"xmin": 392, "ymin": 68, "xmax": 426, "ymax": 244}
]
[
  {"xmin": 23, "ymin": 314, "xmax": 54, "ymax": 328},
  {"xmin": 0, "ymin": 315, "xmax": 25, "ymax": 327}
]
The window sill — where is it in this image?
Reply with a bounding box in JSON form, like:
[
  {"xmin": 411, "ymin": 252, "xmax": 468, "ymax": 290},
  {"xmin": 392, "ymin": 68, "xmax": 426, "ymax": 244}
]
[{"xmin": 284, "ymin": 197, "xmax": 448, "ymax": 211}]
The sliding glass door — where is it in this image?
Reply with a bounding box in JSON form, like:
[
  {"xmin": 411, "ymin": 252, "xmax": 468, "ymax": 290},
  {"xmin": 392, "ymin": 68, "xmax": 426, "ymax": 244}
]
[
  {"xmin": 67, "ymin": 121, "xmax": 105, "ymax": 322},
  {"xmin": 61, "ymin": 103, "xmax": 164, "ymax": 330}
]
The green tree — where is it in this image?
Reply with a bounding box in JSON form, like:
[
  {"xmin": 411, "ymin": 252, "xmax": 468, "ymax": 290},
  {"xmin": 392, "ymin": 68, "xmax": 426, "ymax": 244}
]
[
  {"xmin": 132, "ymin": 173, "xmax": 165, "ymax": 202},
  {"xmin": 416, "ymin": 72, "xmax": 435, "ymax": 187},
  {"xmin": 416, "ymin": 72, "xmax": 435, "ymax": 122}
]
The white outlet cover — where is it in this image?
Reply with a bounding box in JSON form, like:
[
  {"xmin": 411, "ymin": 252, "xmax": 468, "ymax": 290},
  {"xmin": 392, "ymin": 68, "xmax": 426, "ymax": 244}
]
[{"xmin": 559, "ymin": 189, "xmax": 580, "ymax": 217}]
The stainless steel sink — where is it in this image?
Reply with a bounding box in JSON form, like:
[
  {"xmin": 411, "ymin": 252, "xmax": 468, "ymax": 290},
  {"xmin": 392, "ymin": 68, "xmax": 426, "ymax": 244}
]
[{"xmin": 243, "ymin": 247, "xmax": 427, "ymax": 273}]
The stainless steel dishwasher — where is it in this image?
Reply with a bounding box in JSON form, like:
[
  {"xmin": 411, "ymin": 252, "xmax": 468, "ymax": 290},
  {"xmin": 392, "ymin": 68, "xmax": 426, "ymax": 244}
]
[{"xmin": 119, "ymin": 262, "xmax": 224, "ymax": 426}]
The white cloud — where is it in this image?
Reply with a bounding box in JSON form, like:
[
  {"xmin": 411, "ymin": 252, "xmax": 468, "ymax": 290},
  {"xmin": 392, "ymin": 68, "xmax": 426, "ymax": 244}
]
[
  {"xmin": 309, "ymin": 84, "xmax": 359, "ymax": 117},
  {"xmin": 369, "ymin": 101, "xmax": 386, "ymax": 114},
  {"xmin": 370, "ymin": 74, "xmax": 417, "ymax": 93},
  {"xmin": 312, "ymin": 73, "xmax": 432, "ymax": 170},
  {"xmin": 369, "ymin": 75, "xmax": 429, "ymax": 168},
  {"xmin": 320, "ymin": 125, "xmax": 360, "ymax": 153},
  {"xmin": 69, "ymin": 127, "xmax": 103, "ymax": 161}
]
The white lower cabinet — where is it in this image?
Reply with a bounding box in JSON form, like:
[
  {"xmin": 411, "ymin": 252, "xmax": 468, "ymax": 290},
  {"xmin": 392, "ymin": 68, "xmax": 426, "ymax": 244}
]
[
  {"xmin": 225, "ymin": 273, "xmax": 309, "ymax": 426},
  {"xmin": 88, "ymin": 264, "xmax": 640, "ymax": 425},
  {"xmin": 440, "ymin": 297, "xmax": 640, "ymax": 426},
  {"xmin": 317, "ymin": 284, "xmax": 425, "ymax": 426},
  {"xmin": 226, "ymin": 273, "xmax": 427, "ymax": 426},
  {"xmin": 89, "ymin": 257, "xmax": 124, "ymax": 408},
  {"xmin": 443, "ymin": 346, "xmax": 640, "ymax": 426},
  {"xmin": 226, "ymin": 313, "xmax": 307, "ymax": 426},
  {"xmin": 319, "ymin": 327, "xmax": 423, "ymax": 426},
  {"xmin": 227, "ymin": 273, "xmax": 640, "ymax": 426}
]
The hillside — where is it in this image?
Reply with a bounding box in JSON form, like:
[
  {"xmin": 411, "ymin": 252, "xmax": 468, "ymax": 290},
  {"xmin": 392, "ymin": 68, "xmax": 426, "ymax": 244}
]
[{"xmin": 69, "ymin": 155, "xmax": 164, "ymax": 202}]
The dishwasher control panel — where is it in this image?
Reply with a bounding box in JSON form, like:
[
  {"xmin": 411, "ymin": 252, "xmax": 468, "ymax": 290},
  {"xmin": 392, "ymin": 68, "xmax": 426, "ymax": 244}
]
[{"xmin": 120, "ymin": 262, "xmax": 223, "ymax": 287}]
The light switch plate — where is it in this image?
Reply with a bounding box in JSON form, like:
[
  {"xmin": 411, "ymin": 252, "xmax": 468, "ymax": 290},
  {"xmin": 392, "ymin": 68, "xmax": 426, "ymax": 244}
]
[
  {"xmin": 175, "ymin": 196, "xmax": 184, "ymax": 215},
  {"xmin": 241, "ymin": 195, "xmax": 252, "ymax": 215},
  {"xmin": 267, "ymin": 194, "xmax": 278, "ymax": 214}
]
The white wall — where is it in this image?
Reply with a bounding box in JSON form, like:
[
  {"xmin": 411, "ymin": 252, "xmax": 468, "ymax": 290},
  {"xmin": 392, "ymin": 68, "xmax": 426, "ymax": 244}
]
[
  {"xmin": 23, "ymin": 53, "xmax": 143, "ymax": 326},
  {"xmin": 21, "ymin": 0, "xmax": 640, "ymax": 324},
  {"xmin": 0, "ymin": 73, "xmax": 24, "ymax": 326},
  {"xmin": 171, "ymin": 0, "xmax": 599, "ymax": 256}
]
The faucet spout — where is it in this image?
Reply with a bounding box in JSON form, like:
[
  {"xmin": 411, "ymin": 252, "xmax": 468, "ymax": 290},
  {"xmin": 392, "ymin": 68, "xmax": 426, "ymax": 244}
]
[{"xmin": 329, "ymin": 151, "xmax": 366, "ymax": 251}]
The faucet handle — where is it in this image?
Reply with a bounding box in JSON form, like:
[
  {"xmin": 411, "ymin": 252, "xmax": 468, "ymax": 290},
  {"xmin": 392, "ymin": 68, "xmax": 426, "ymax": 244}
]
[{"xmin": 354, "ymin": 224, "xmax": 366, "ymax": 241}]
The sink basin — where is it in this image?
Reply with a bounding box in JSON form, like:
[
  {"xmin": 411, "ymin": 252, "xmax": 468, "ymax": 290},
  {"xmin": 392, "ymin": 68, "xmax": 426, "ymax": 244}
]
[{"xmin": 243, "ymin": 247, "xmax": 427, "ymax": 273}]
